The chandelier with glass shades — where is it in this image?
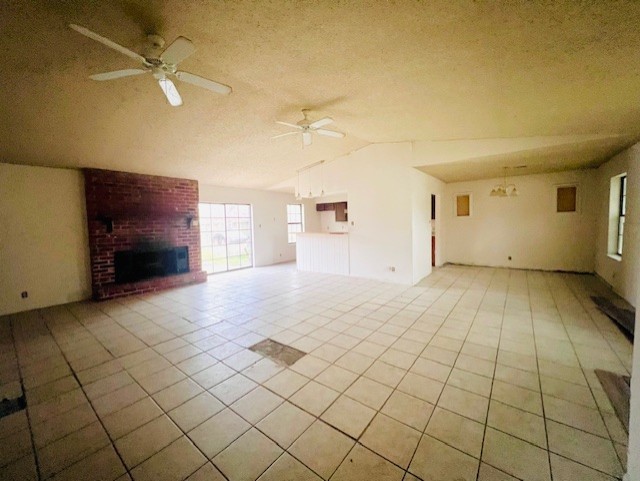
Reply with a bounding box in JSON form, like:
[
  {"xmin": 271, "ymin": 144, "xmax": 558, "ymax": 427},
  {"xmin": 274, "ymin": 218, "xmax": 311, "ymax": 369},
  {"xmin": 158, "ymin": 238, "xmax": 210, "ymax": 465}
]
[{"xmin": 490, "ymin": 167, "xmax": 519, "ymax": 197}]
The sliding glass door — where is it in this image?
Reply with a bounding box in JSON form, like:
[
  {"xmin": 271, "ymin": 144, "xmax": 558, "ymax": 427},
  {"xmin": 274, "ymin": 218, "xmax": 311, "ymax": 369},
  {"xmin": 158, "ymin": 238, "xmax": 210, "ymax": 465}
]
[{"xmin": 199, "ymin": 203, "xmax": 253, "ymax": 274}]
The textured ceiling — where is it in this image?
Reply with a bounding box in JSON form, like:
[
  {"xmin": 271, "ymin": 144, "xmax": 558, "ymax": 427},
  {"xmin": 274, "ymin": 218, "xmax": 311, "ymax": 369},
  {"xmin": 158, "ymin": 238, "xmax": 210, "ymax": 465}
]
[
  {"xmin": 1, "ymin": 1, "xmax": 640, "ymax": 188},
  {"xmin": 417, "ymin": 135, "xmax": 632, "ymax": 183}
]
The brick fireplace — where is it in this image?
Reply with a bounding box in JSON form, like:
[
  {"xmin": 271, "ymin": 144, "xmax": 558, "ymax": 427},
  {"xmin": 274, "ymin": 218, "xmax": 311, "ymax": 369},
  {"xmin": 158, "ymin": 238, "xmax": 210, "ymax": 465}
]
[{"xmin": 84, "ymin": 169, "xmax": 207, "ymax": 300}]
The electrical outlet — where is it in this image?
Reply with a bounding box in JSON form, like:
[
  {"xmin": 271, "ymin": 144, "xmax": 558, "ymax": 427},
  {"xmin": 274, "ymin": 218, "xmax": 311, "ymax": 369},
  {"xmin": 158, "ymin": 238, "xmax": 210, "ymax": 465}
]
[{"xmin": 21, "ymin": 291, "xmax": 28, "ymax": 299}]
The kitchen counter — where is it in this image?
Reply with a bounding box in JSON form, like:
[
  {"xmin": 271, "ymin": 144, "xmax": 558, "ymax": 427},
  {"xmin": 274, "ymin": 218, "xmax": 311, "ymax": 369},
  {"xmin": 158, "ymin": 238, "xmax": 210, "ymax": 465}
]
[{"xmin": 296, "ymin": 233, "xmax": 349, "ymax": 275}]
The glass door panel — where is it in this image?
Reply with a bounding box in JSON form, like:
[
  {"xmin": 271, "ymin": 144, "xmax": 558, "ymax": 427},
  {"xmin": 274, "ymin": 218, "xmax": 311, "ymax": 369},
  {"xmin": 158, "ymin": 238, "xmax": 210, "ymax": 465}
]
[{"xmin": 199, "ymin": 203, "xmax": 253, "ymax": 274}]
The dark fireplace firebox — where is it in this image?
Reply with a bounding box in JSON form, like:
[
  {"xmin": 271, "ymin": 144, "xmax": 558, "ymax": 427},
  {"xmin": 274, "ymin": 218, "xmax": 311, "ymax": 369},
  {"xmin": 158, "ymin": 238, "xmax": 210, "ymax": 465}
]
[{"xmin": 114, "ymin": 246, "xmax": 189, "ymax": 284}]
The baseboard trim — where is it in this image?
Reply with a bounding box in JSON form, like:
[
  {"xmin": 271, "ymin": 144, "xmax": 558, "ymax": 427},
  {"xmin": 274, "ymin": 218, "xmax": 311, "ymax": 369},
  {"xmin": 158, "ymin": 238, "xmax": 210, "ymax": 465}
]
[{"xmin": 443, "ymin": 262, "xmax": 594, "ymax": 275}]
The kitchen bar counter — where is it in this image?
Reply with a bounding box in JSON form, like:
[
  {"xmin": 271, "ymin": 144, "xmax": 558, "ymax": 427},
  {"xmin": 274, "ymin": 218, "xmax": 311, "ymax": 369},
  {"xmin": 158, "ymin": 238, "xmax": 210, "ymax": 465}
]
[{"xmin": 296, "ymin": 233, "xmax": 349, "ymax": 275}]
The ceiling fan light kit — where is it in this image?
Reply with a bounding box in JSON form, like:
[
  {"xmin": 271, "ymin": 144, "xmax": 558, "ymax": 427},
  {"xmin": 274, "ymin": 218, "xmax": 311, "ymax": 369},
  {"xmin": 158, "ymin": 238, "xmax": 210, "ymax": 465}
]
[
  {"xmin": 69, "ymin": 24, "xmax": 232, "ymax": 107},
  {"xmin": 273, "ymin": 109, "xmax": 346, "ymax": 147},
  {"xmin": 69, "ymin": 23, "xmax": 349, "ymax": 197}
]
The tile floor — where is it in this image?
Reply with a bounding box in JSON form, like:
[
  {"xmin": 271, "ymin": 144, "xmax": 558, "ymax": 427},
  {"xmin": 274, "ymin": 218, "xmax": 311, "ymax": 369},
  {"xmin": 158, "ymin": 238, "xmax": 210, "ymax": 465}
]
[{"xmin": 0, "ymin": 263, "xmax": 633, "ymax": 481}]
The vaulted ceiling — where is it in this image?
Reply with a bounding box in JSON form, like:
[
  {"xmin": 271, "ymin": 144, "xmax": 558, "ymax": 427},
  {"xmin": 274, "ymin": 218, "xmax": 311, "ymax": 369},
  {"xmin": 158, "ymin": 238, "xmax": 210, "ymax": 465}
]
[{"xmin": 1, "ymin": 1, "xmax": 640, "ymax": 188}]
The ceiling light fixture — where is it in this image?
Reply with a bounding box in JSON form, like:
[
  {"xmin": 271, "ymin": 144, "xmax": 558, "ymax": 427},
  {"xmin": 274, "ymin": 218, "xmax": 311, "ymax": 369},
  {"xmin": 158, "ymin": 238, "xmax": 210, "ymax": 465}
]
[
  {"xmin": 295, "ymin": 170, "xmax": 301, "ymax": 200},
  {"xmin": 295, "ymin": 160, "xmax": 326, "ymax": 199},
  {"xmin": 490, "ymin": 167, "xmax": 519, "ymax": 197}
]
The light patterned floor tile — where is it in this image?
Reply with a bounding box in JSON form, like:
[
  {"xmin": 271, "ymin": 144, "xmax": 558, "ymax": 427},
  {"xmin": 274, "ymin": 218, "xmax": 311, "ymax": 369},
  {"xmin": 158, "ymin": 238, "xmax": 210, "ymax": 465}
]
[
  {"xmin": 1, "ymin": 264, "xmax": 634, "ymax": 481},
  {"xmin": 257, "ymin": 452, "xmax": 322, "ymax": 481},
  {"xmin": 230, "ymin": 386, "xmax": 283, "ymax": 424},
  {"xmin": 188, "ymin": 408, "xmax": 250, "ymax": 459},
  {"xmin": 290, "ymin": 380, "xmax": 340, "ymax": 416},
  {"xmin": 425, "ymin": 407, "xmax": 484, "ymax": 458},
  {"xmin": 344, "ymin": 377, "xmax": 393, "ymax": 410},
  {"xmin": 213, "ymin": 428, "xmax": 282, "ymax": 481},
  {"xmin": 114, "ymin": 415, "xmax": 182, "ymax": 469},
  {"xmin": 381, "ymin": 390, "xmax": 434, "ymax": 431},
  {"xmin": 289, "ymin": 420, "xmax": 355, "ymax": 479},
  {"xmin": 487, "ymin": 400, "xmax": 547, "ymax": 448},
  {"xmin": 438, "ymin": 385, "xmax": 489, "ymax": 423},
  {"xmin": 546, "ymin": 420, "xmax": 623, "ymax": 477},
  {"xmin": 409, "ymin": 435, "xmax": 479, "ymax": 481},
  {"xmin": 360, "ymin": 413, "xmax": 421, "ymax": 468},
  {"xmin": 331, "ymin": 444, "xmax": 404, "ymax": 481},
  {"xmin": 321, "ymin": 395, "xmax": 376, "ymax": 439},
  {"xmin": 482, "ymin": 428, "xmax": 551, "ymax": 481},
  {"xmin": 257, "ymin": 402, "xmax": 315, "ymax": 449},
  {"xmin": 550, "ymin": 453, "xmax": 618, "ymax": 481}
]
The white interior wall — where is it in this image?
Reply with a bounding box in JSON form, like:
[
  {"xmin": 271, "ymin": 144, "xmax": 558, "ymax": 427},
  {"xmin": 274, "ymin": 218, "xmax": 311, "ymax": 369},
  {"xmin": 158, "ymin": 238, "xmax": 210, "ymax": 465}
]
[
  {"xmin": 412, "ymin": 170, "xmax": 446, "ymax": 283},
  {"xmin": 626, "ymin": 269, "xmax": 640, "ymax": 481},
  {"xmin": 313, "ymin": 143, "xmax": 442, "ymax": 285},
  {"xmin": 594, "ymin": 144, "xmax": 639, "ymax": 307},
  {"xmin": 0, "ymin": 163, "xmax": 91, "ymax": 316},
  {"xmin": 315, "ymin": 144, "xmax": 412, "ymax": 283},
  {"xmin": 199, "ymin": 184, "xmax": 315, "ymax": 267},
  {"xmin": 442, "ymin": 170, "xmax": 598, "ymax": 272}
]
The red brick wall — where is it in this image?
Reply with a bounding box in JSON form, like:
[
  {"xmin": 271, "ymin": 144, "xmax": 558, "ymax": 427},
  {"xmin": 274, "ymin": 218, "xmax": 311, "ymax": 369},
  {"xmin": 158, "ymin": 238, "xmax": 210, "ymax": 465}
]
[{"xmin": 84, "ymin": 169, "xmax": 206, "ymax": 300}]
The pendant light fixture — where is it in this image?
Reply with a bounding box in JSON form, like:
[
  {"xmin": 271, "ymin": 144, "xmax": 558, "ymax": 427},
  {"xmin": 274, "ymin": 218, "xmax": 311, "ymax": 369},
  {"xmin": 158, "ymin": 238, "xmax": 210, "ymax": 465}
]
[
  {"xmin": 294, "ymin": 160, "xmax": 326, "ymax": 199},
  {"xmin": 295, "ymin": 170, "xmax": 301, "ymax": 200},
  {"xmin": 490, "ymin": 167, "xmax": 519, "ymax": 197}
]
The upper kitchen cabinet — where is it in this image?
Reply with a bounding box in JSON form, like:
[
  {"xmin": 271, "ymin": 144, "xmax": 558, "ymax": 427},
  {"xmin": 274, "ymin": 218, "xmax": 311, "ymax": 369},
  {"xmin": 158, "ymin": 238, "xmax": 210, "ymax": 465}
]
[{"xmin": 335, "ymin": 202, "xmax": 348, "ymax": 222}]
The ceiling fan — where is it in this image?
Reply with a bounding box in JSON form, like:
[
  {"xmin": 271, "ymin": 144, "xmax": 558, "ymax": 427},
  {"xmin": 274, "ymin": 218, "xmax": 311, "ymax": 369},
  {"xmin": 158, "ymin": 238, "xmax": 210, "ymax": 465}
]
[
  {"xmin": 273, "ymin": 109, "xmax": 345, "ymax": 147},
  {"xmin": 69, "ymin": 24, "xmax": 232, "ymax": 107}
]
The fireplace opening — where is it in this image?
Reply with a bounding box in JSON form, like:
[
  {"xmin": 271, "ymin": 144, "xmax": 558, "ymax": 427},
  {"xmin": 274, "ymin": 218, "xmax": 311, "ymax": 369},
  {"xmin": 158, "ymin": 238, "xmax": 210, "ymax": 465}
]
[{"xmin": 114, "ymin": 246, "xmax": 189, "ymax": 284}]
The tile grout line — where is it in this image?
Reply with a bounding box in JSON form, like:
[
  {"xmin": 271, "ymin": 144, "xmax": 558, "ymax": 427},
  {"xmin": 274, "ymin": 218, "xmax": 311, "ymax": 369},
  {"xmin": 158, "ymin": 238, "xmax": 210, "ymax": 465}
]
[
  {"xmin": 9, "ymin": 313, "xmax": 43, "ymax": 481},
  {"xmin": 474, "ymin": 268, "xmax": 510, "ymax": 481},
  {"xmin": 562, "ymin": 275, "xmax": 631, "ymax": 376},
  {"xmin": 37, "ymin": 308, "xmax": 137, "ymax": 481},
  {"xmin": 5, "ymin": 266, "xmax": 632, "ymax": 481},
  {"xmin": 528, "ymin": 270, "xmax": 554, "ymax": 481},
  {"xmin": 53, "ymin": 302, "xmax": 232, "ymax": 480},
  {"xmin": 255, "ymin": 267, "xmax": 471, "ymax": 480},
  {"xmin": 544, "ymin": 273, "xmax": 626, "ymax": 477},
  {"xmin": 63, "ymin": 305, "xmax": 234, "ymax": 481},
  {"xmin": 400, "ymin": 266, "xmax": 493, "ymax": 479}
]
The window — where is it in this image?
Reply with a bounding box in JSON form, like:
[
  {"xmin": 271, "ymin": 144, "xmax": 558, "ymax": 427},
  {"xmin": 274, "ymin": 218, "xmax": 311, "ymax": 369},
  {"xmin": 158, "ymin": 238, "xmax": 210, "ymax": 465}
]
[
  {"xmin": 608, "ymin": 173, "xmax": 627, "ymax": 259},
  {"xmin": 287, "ymin": 204, "xmax": 304, "ymax": 243},
  {"xmin": 455, "ymin": 194, "xmax": 471, "ymax": 217},
  {"xmin": 617, "ymin": 175, "xmax": 627, "ymax": 255},
  {"xmin": 199, "ymin": 203, "xmax": 253, "ymax": 274}
]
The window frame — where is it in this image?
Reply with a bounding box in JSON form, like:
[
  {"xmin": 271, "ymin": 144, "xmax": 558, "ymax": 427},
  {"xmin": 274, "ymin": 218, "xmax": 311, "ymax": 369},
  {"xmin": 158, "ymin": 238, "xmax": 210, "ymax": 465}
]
[
  {"xmin": 287, "ymin": 204, "xmax": 304, "ymax": 243},
  {"xmin": 617, "ymin": 175, "xmax": 627, "ymax": 256}
]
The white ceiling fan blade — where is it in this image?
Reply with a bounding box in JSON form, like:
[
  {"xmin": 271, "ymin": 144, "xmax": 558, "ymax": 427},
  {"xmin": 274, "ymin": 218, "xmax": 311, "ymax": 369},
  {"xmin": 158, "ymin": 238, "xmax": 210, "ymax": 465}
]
[
  {"xmin": 175, "ymin": 71, "xmax": 232, "ymax": 95},
  {"xmin": 161, "ymin": 36, "xmax": 196, "ymax": 65},
  {"xmin": 309, "ymin": 117, "xmax": 333, "ymax": 129},
  {"xmin": 158, "ymin": 78, "xmax": 183, "ymax": 106},
  {"xmin": 316, "ymin": 128, "xmax": 345, "ymax": 138},
  {"xmin": 89, "ymin": 69, "xmax": 148, "ymax": 81},
  {"xmin": 271, "ymin": 132, "xmax": 299, "ymax": 139},
  {"xmin": 302, "ymin": 132, "xmax": 312, "ymax": 146},
  {"xmin": 275, "ymin": 121, "xmax": 303, "ymax": 130},
  {"xmin": 69, "ymin": 24, "xmax": 145, "ymax": 63}
]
